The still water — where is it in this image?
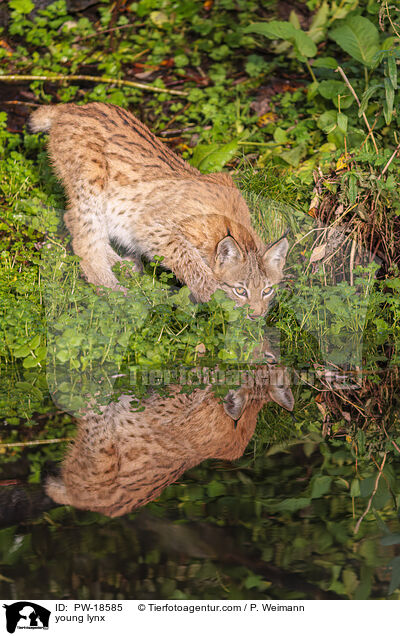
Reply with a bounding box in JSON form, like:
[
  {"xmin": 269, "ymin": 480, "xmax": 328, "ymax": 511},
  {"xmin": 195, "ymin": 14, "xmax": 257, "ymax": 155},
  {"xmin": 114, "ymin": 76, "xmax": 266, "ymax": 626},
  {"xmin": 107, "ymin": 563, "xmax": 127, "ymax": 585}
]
[{"xmin": 1, "ymin": 359, "xmax": 399, "ymax": 600}]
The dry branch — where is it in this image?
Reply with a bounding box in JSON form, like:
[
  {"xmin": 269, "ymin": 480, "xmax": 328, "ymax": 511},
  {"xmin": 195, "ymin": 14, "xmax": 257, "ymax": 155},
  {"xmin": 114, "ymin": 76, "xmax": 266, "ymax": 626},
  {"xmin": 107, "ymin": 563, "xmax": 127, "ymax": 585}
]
[{"xmin": 0, "ymin": 74, "xmax": 189, "ymax": 97}]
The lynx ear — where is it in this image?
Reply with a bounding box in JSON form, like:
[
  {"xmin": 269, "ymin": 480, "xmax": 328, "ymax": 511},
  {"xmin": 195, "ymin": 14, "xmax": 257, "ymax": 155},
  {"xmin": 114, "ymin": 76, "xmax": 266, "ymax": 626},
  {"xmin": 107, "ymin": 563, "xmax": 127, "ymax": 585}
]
[
  {"xmin": 215, "ymin": 236, "xmax": 243, "ymax": 266},
  {"xmin": 263, "ymin": 237, "xmax": 289, "ymax": 271},
  {"xmin": 223, "ymin": 388, "xmax": 248, "ymax": 421},
  {"xmin": 268, "ymin": 385, "xmax": 294, "ymax": 411}
]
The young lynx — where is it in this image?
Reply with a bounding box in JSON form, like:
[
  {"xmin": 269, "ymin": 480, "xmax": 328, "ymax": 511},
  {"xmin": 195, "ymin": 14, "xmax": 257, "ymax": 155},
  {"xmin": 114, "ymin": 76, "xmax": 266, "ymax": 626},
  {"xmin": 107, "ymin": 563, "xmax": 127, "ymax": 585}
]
[
  {"xmin": 30, "ymin": 102, "xmax": 288, "ymax": 317},
  {"xmin": 46, "ymin": 365, "xmax": 294, "ymax": 517}
]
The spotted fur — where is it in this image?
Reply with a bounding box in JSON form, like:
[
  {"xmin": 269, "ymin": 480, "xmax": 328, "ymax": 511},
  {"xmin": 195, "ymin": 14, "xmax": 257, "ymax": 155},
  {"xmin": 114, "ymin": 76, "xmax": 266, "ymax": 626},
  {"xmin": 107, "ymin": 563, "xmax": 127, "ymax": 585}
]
[{"xmin": 31, "ymin": 102, "xmax": 288, "ymax": 314}]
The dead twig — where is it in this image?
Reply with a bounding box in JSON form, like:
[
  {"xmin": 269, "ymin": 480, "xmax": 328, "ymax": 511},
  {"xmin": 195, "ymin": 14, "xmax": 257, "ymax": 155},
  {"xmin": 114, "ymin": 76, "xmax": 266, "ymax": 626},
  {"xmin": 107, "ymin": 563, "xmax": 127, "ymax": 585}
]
[
  {"xmin": 0, "ymin": 74, "xmax": 189, "ymax": 97},
  {"xmin": 336, "ymin": 66, "xmax": 379, "ymax": 154},
  {"xmin": 0, "ymin": 438, "xmax": 73, "ymax": 448},
  {"xmin": 380, "ymin": 141, "xmax": 400, "ymax": 177},
  {"xmin": 354, "ymin": 452, "xmax": 387, "ymax": 534}
]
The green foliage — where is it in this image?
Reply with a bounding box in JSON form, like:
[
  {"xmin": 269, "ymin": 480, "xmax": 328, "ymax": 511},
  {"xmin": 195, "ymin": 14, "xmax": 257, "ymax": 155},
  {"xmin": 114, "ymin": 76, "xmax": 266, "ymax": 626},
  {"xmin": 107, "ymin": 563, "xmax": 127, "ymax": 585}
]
[
  {"xmin": 244, "ymin": 20, "xmax": 317, "ymax": 59},
  {"xmin": 190, "ymin": 139, "xmax": 240, "ymax": 172},
  {"xmin": 329, "ymin": 16, "xmax": 380, "ymax": 67},
  {"xmin": 1, "ymin": 0, "xmax": 400, "ymax": 601}
]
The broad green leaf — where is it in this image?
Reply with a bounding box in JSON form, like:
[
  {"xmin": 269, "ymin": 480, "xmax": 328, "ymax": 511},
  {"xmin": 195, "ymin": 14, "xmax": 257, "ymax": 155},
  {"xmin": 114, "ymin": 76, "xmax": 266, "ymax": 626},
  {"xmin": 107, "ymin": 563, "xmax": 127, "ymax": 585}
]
[
  {"xmin": 273, "ymin": 127, "xmax": 288, "ymax": 143},
  {"xmin": 23, "ymin": 355, "xmax": 39, "ymax": 369},
  {"xmin": 312, "ymin": 56, "xmax": 339, "ymax": 69},
  {"xmin": 289, "ymin": 10, "xmax": 301, "ymax": 30},
  {"xmin": 356, "ymin": 429, "xmax": 366, "ymax": 455},
  {"xmin": 329, "ymin": 17, "xmax": 380, "ymax": 68},
  {"xmin": 317, "ymin": 110, "xmax": 338, "ymax": 133},
  {"xmin": 196, "ymin": 140, "xmax": 239, "ymax": 173},
  {"xmin": 56, "ymin": 349, "xmax": 70, "ymax": 363},
  {"xmin": 311, "ymin": 475, "xmax": 332, "ymax": 498},
  {"xmin": 244, "ymin": 574, "xmax": 265, "ymax": 590},
  {"xmin": 245, "ymin": 21, "xmax": 316, "ymax": 58},
  {"xmin": 318, "ymin": 80, "xmax": 354, "ymax": 108},
  {"xmin": 387, "ymin": 55, "xmax": 398, "ymax": 89},
  {"xmin": 12, "ymin": 344, "xmax": 30, "ymax": 358},
  {"xmin": 348, "ymin": 174, "xmax": 358, "ymax": 204},
  {"xmin": 293, "ymin": 30, "xmax": 317, "ymax": 57},
  {"xmin": 384, "ymin": 77, "xmax": 395, "ymax": 125},
  {"xmin": 354, "ymin": 566, "xmax": 373, "ymax": 600},
  {"xmin": 343, "ymin": 569, "xmax": 359, "ymax": 595},
  {"xmin": 280, "ymin": 143, "xmax": 306, "ymax": 167},
  {"xmin": 350, "ymin": 479, "xmax": 361, "ymax": 497},
  {"xmin": 9, "ymin": 0, "xmax": 34, "ymax": 13},
  {"xmin": 218, "ymin": 348, "xmax": 237, "ymax": 360},
  {"xmin": 207, "ymin": 480, "xmax": 226, "ymax": 497},
  {"xmin": 337, "ymin": 112, "xmax": 348, "ymax": 134},
  {"xmin": 149, "ymin": 10, "xmax": 169, "ymax": 27},
  {"xmin": 244, "ymin": 21, "xmax": 296, "ymax": 41},
  {"xmin": 15, "ymin": 382, "xmax": 43, "ymax": 400},
  {"xmin": 358, "ymin": 83, "xmax": 383, "ymax": 116},
  {"xmin": 275, "ymin": 497, "xmax": 311, "ymax": 512},
  {"xmin": 308, "ymin": 0, "xmax": 330, "ymax": 43},
  {"xmin": 190, "ymin": 143, "xmax": 219, "ymax": 168},
  {"xmin": 29, "ymin": 334, "xmax": 41, "ymax": 349}
]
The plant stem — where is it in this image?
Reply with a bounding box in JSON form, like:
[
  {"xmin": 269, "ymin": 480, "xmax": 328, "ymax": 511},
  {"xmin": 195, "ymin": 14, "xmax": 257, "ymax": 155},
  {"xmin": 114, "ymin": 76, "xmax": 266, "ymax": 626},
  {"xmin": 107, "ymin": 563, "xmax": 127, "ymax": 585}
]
[
  {"xmin": 0, "ymin": 74, "xmax": 189, "ymax": 97},
  {"xmin": 380, "ymin": 141, "xmax": 400, "ymax": 177},
  {"xmin": 306, "ymin": 60, "xmax": 317, "ymax": 83},
  {"xmin": 335, "ymin": 66, "xmax": 379, "ymax": 154}
]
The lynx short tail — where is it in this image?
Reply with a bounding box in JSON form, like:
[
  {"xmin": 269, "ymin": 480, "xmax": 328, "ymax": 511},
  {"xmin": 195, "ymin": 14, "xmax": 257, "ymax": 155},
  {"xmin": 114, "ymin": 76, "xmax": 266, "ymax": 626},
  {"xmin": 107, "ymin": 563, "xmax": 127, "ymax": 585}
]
[{"xmin": 29, "ymin": 105, "xmax": 59, "ymax": 132}]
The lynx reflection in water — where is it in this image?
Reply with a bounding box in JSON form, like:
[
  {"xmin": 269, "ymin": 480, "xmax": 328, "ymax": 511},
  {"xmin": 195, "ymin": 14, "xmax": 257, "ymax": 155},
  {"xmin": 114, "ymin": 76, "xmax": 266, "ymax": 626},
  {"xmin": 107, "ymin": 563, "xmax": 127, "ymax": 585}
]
[{"xmin": 46, "ymin": 364, "xmax": 294, "ymax": 517}]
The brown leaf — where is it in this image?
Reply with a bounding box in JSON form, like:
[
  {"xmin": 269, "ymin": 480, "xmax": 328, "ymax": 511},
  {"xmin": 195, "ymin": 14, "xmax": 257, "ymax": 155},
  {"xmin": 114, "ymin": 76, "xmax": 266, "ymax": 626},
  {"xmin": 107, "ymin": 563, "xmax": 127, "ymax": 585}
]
[{"xmin": 309, "ymin": 243, "xmax": 327, "ymax": 264}]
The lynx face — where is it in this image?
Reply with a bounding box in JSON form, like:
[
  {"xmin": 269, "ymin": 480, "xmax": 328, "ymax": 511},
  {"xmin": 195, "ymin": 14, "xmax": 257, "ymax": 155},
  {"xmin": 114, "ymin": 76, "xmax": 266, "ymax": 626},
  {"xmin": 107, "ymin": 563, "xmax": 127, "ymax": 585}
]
[{"xmin": 212, "ymin": 235, "xmax": 289, "ymax": 319}]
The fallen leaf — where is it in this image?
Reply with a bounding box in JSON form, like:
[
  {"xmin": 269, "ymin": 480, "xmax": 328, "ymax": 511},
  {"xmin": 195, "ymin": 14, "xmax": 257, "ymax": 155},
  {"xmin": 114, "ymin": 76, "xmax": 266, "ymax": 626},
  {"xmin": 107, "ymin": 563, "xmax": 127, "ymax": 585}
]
[
  {"xmin": 195, "ymin": 343, "xmax": 206, "ymax": 355},
  {"xmin": 309, "ymin": 243, "xmax": 327, "ymax": 264},
  {"xmin": 336, "ymin": 154, "xmax": 348, "ymax": 171},
  {"xmin": 150, "ymin": 11, "xmax": 169, "ymax": 27},
  {"xmin": 257, "ymin": 112, "xmax": 277, "ymax": 127},
  {"xmin": 316, "ymin": 401, "xmax": 327, "ymax": 418},
  {"xmin": 0, "ymin": 39, "xmax": 13, "ymax": 56},
  {"xmin": 308, "ymin": 193, "xmax": 319, "ymax": 217}
]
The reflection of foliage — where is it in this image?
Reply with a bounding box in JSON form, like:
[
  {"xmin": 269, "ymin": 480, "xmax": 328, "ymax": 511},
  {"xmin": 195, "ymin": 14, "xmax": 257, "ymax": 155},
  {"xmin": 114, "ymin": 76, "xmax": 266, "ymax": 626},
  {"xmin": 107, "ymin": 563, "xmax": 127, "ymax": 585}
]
[
  {"xmin": 1, "ymin": 438, "xmax": 400, "ymax": 600},
  {"xmin": 1, "ymin": 0, "xmax": 400, "ymax": 602}
]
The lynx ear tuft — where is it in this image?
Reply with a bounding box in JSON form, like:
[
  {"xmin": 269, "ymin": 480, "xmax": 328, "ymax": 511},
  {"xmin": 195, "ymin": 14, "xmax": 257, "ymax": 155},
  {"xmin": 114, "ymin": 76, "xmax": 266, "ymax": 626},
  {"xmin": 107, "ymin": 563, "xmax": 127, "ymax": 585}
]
[
  {"xmin": 223, "ymin": 388, "xmax": 248, "ymax": 421},
  {"xmin": 263, "ymin": 237, "xmax": 289, "ymax": 270},
  {"xmin": 215, "ymin": 236, "xmax": 243, "ymax": 266}
]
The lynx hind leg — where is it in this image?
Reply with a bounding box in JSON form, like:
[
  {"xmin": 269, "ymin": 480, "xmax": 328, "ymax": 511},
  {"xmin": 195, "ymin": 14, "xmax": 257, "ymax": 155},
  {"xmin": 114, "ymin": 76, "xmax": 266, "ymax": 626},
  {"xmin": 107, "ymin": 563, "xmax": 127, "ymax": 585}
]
[{"xmin": 45, "ymin": 475, "xmax": 71, "ymax": 505}]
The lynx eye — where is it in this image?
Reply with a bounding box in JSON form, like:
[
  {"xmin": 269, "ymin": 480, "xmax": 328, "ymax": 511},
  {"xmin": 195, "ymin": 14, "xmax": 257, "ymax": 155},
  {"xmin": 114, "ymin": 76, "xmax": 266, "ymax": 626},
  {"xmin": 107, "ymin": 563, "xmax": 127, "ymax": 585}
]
[
  {"xmin": 234, "ymin": 287, "xmax": 248, "ymax": 297},
  {"xmin": 262, "ymin": 287, "xmax": 274, "ymax": 298}
]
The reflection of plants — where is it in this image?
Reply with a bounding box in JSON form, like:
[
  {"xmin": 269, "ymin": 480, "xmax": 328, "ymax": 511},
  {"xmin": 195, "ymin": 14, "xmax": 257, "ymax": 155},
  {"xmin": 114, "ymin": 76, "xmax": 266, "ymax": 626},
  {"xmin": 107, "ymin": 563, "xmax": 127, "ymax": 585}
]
[{"xmin": 1, "ymin": 436, "xmax": 400, "ymax": 599}]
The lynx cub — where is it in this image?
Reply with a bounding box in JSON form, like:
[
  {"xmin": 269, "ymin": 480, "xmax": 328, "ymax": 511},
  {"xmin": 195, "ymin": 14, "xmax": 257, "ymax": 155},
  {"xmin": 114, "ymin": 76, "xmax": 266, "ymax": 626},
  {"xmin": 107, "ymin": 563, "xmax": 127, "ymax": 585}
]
[
  {"xmin": 30, "ymin": 102, "xmax": 288, "ymax": 317},
  {"xmin": 46, "ymin": 365, "xmax": 294, "ymax": 517}
]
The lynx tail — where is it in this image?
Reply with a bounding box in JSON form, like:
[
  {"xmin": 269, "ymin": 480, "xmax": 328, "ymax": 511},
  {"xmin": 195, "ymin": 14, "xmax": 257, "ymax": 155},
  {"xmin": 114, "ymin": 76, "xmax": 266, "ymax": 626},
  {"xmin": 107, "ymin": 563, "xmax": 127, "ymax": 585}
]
[{"xmin": 29, "ymin": 105, "xmax": 59, "ymax": 133}]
